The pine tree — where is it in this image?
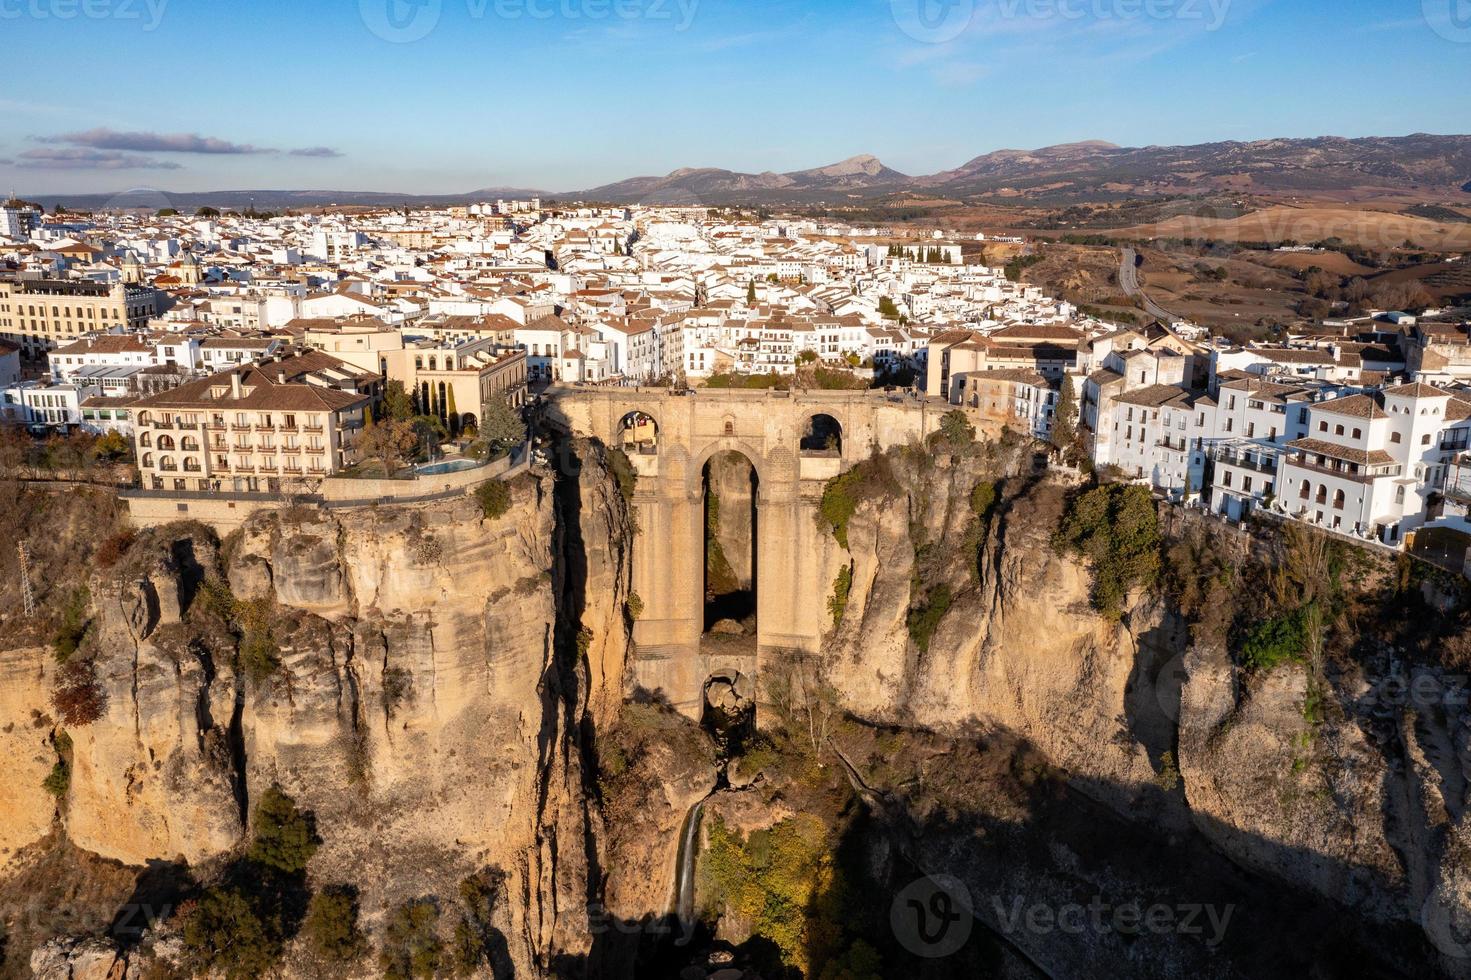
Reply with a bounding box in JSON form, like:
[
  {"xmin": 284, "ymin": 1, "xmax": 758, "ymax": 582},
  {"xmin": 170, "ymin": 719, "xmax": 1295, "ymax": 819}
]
[
  {"xmin": 747, "ymin": 280, "xmax": 756, "ymax": 305},
  {"xmin": 446, "ymin": 387, "xmax": 459, "ymax": 438}
]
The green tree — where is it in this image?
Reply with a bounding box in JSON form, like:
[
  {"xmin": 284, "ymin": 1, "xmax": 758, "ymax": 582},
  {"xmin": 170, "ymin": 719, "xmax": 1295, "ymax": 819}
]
[
  {"xmin": 475, "ymin": 480, "xmax": 511, "ymax": 520},
  {"xmin": 1051, "ymin": 379, "xmax": 1078, "ymax": 456},
  {"xmin": 183, "ymin": 887, "xmax": 280, "ymax": 979},
  {"xmin": 937, "ymin": 410, "xmax": 974, "ymax": 448},
  {"xmin": 156, "ymin": 207, "xmax": 179, "ymax": 217},
  {"xmin": 303, "ymin": 886, "xmax": 365, "ymax": 963},
  {"xmin": 383, "ymin": 380, "xmax": 415, "ymax": 421},
  {"xmin": 747, "ymin": 280, "xmax": 757, "ymax": 305},
  {"xmin": 478, "ymin": 396, "xmax": 525, "ymax": 458},
  {"xmin": 412, "ymin": 415, "xmax": 448, "ymax": 460},
  {"xmin": 797, "ymin": 349, "xmax": 819, "ymax": 365},
  {"xmin": 877, "ymin": 296, "xmax": 900, "ymax": 320},
  {"xmin": 247, "ymin": 785, "xmax": 319, "ymax": 875},
  {"xmin": 445, "ymin": 386, "xmax": 460, "ymax": 438},
  {"xmin": 196, "ymin": 206, "xmax": 221, "ymax": 217}
]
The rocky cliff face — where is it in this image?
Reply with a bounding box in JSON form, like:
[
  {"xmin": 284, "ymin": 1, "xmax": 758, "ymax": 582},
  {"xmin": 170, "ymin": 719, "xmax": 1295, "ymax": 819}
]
[
  {"xmin": 1, "ymin": 442, "xmax": 633, "ymax": 978},
  {"xmin": 9, "ymin": 430, "xmax": 1471, "ymax": 978}
]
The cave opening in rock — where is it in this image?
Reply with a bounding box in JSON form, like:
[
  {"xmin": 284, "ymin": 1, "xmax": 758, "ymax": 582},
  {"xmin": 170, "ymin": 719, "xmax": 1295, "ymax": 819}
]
[{"xmin": 702, "ymin": 451, "xmax": 758, "ymax": 636}]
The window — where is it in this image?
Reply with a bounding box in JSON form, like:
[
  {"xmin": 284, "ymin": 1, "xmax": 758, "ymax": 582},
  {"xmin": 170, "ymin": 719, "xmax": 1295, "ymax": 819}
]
[
  {"xmin": 1423, "ymin": 435, "xmax": 1433, "ymax": 446},
  {"xmin": 1391, "ymin": 432, "xmax": 1402, "ymax": 444},
  {"xmin": 1335, "ymin": 425, "xmax": 1345, "ymax": 436},
  {"xmin": 1352, "ymin": 428, "xmax": 1361, "ymax": 440}
]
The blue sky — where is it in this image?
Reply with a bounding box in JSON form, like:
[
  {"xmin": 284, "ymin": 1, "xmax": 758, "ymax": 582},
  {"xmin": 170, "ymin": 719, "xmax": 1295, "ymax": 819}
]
[{"xmin": 2, "ymin": 0, "xmax": 1467, "ymax": 194}]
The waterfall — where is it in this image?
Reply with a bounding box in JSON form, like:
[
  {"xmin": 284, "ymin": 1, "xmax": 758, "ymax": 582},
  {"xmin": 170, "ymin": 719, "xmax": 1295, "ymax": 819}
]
[{"xmin": 671, "ymin": 797, "xmax": 706, "ymax": 929}]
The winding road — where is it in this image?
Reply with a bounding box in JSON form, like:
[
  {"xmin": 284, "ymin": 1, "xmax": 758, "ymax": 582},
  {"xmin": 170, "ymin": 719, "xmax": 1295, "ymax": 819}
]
[{"xmin": 1119, "ymin": 247, "xmax": 1180, "ymax": 324}]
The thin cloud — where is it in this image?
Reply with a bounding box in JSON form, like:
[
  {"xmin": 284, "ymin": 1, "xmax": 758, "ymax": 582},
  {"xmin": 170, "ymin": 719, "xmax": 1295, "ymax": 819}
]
[
  {"xmin": 15, "ymin": 147, "xmax": 183, "ymax": 170},
  {"xmin": 40, "ymin": 128, "xmax": 268, "ymax": 154},
  {"xmin": 290, "ymin": 146, "xmax": 344, "ymax": 158}
]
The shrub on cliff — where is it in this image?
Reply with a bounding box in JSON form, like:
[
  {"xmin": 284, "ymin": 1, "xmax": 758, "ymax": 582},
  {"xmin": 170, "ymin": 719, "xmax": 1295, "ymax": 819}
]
[
  {"xmin": 182, "ymin": 886, "xmax": 281, "ymax": 979},
  {"xmin": 303, "ymin": 885, "xmax": 365, "ymax": 964},
  {"xmin": 50, "ymin": 657, "xmax": 106, "ymax": 727},
  {"xmin": 247, "ymin": 786, "xmax": 319, "ymax": 875},
  {"xmin": 475, "ymin": 479, "xmax": 511, "ymax": 520},
  {"xmin": 818, "ymin": 455, "xmax": 895, "ymax": 549},
  {"xmin": 182, "ymin": 786, "xmax": 319, "ymax": 977},
  {"xmin": 380, "ymin": 899, "xmax": 442, "ymax": 980},
  {"xmin": 827, "ymin": 565, "xmax": 852, "ymax": 626},
  {"xmin": 1056, "ymin": 484, "xmax": 1161, "ymax": 619},
  {"xmin": 906, "ymin": 583, "xmax": 952, "ymax": 652}
]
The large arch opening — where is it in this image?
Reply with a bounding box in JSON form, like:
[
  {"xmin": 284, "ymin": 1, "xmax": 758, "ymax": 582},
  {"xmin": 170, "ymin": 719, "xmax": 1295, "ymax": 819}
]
[
  {"xmin": 702, "ymin": 450, "xmax": 758, "ymax": 638},
  {"xmin": 800, "ymin": 413, "xmax": 842, "ymax": 456}
]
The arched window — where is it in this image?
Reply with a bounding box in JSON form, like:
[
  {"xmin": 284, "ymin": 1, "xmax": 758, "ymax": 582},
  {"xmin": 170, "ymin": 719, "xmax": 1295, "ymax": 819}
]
[
  {"xmin": 181, "ymin": 437, "xmax": 200, "ymax": 451},
  {"xmin": 617, "ymin": 411, "xmax": 657, "ymax": 450},
  {"xmin": 157, "ymin": 435, "xmax": 175, "ymax": 450},
  {"xmin": 159, "ymin": 456, "xmax": 177, "ymax": 472},
  {"xmin": 1332, "ymin": 489, "xmax": 1345, "ymax": 510},
  {"xmin": 141, "ymin": 452, "xmax": 154, "ymax": 468},
  {"xmin": 184, "ymin": 458, "xmax": 201, "ymax": 472},
  {"xmin": 800, "ymin": 414, "xmax": 843, "ymax": 455},
  {"xmin": 1315, "ymin": 485, "xmax": 1327, "ymax": 504},
  {"xmin": 1299, "ymin": 480, "xmax": 1310, "ymax": 500},
  {"xmin": 139, "ymin": 432, "xmax": 152, "ymax": 448}
]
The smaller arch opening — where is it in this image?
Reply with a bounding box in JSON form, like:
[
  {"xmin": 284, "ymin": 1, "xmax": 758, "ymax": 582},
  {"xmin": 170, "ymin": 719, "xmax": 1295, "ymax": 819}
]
[
  {"xmin": 800, "ymin": 414, "xmax": 842, "ymax": 456},
  {"xmin": 618, "ymin": 410, "xmax": 658, "ymax": 454}
]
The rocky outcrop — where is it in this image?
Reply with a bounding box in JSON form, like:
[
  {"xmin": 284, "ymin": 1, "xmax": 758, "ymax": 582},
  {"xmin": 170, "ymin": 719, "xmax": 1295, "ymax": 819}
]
[
  {"xmin": 0, "ymin": 444, "xmax": 633, "ymax": 977},
  {"xmin": 0, "ymin": 646, "xmax": 59, "ymax": 868},
  {"xmin": 820, "ymin": 449, "xmax": 1159, "ymax": 806}
]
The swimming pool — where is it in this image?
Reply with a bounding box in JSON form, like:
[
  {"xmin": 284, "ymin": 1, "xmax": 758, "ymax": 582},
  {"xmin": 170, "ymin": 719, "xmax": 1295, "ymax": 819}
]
[{"xmin": 415, "ymin": 458, "xmax": 481, "ymax": 476}]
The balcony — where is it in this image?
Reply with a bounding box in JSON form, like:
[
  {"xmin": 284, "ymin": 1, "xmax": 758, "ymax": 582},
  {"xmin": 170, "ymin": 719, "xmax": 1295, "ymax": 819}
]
[
  {"xmin": 305, "ymin": 445, "xmax": 326, "ymax": 454},
  {"xmin": 1284, "ymin": 455, "xmax": 1397, "ymax": 484}
]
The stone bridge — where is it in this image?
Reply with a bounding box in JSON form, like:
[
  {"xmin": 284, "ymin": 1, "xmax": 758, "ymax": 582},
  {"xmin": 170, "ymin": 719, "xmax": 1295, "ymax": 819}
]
[{"xmin": 546, "ymin": 386, "xmax": 944, "ymax": 717}]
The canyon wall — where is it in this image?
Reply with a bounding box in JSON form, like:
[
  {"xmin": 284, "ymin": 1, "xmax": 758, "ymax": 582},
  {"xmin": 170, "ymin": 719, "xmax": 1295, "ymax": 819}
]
[{"xmin": 2, "ymin": 442, "xmax": 632, "ymax": 978}]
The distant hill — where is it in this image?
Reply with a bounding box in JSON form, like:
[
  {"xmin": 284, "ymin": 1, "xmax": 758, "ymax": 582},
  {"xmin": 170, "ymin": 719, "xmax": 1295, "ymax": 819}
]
[{"xmin": 28, "ymin": 135, "xmax": 1471, "ymax": 212}]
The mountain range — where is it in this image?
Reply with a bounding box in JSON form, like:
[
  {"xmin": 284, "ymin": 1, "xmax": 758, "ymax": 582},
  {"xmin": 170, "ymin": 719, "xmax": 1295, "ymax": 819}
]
[{"xmin": 28, "ymin": 134, "xmax": 1471, "ymax": 212}]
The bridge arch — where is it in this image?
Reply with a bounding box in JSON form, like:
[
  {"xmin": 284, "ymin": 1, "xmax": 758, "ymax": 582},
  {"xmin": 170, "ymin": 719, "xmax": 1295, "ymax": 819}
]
[{"xmin": 687, "ymin": 437, "xmax": 768, "ymax": 495}]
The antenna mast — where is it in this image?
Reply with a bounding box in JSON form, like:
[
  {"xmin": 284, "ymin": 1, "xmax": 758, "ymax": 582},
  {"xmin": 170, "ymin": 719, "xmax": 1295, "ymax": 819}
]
[{"xmin": 18, "ymin": 542, "xmax": 35, "ymax": 618}]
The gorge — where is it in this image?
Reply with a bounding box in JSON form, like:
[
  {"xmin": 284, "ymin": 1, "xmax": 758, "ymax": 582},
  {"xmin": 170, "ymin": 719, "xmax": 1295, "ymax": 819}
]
[{"xmin": 3, "ymin": 416, "xmax": 1471, "ymax": 980}]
